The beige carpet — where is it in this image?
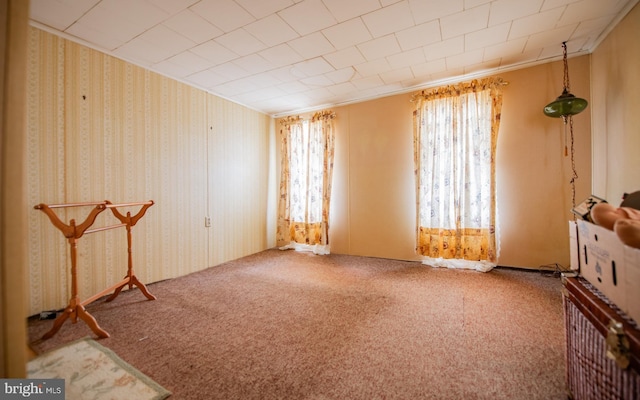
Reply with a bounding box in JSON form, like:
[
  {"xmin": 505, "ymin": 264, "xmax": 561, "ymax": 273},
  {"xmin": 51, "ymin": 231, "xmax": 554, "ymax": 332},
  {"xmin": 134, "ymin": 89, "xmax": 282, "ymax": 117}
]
[{"xmin": 28, "ymin": 249, "xmax": 567, "ymax": 399}]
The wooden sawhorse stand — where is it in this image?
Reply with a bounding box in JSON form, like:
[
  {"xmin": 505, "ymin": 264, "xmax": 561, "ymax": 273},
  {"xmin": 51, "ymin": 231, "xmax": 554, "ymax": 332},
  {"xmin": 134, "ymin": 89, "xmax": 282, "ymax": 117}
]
[{"xmin": 34, "ymin": 200, "xmax": 155, "ymax": 340}]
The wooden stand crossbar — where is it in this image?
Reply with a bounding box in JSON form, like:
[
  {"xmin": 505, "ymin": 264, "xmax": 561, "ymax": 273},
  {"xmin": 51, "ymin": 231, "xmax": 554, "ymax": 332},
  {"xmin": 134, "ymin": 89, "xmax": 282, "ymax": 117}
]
[{"xmin": 34, "ymin": 200, "xmax": 155, "ymax": 340}]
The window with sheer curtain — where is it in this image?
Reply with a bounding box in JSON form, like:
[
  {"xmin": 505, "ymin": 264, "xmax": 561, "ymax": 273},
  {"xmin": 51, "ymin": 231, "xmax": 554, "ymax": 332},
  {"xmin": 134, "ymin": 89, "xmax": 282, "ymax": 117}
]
[
  {"xmin": 277, "ymin": 111, "xmax": 336, "ymax": 254},
  {"xmin": 412, "ymin": 78, "xmax": 505, "ymax": 272}
]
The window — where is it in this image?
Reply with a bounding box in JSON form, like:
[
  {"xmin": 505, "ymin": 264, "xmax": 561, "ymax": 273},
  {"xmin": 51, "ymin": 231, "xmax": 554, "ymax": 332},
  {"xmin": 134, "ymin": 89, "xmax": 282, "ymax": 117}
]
[
  {"xmin": 412, "ymin": 78, "xmax": 505, "ymax": 271},
  {"xmin": 277, "ymin": 111, "xmax": 336, "ymax": 254}
]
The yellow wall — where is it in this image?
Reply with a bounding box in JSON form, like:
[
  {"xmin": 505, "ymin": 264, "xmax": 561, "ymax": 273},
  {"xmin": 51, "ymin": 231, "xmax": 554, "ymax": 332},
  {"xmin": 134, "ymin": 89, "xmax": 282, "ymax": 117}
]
[
  {"xmin": 26, "ymin": 27, "xmax": 273, "ymax": 315},
  {"xmin": 321, "ymin": 56, "xmax": 592, "ymax": 269},
  {"xmin": 591, "ymin": 3, "xmax": 640, "ymax": 202}
]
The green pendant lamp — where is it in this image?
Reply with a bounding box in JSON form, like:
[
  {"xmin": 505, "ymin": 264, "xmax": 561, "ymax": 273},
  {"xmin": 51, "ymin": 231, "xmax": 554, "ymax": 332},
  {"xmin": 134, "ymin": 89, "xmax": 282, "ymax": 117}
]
[
  {"xmin": 543, "ymin": 89, "xmax": 588, "ymax": 117},
  {"xmin": 543, "ymin": 42, "xmax": 588, "ymax": 118}
]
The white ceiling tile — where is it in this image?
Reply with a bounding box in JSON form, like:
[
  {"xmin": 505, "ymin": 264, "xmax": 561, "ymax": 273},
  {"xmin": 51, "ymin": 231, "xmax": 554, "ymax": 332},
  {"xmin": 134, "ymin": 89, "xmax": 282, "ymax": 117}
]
[
  {"xmin": 395, "ymin": 20, "xmax": 441, "ymax": 51},
  {"xmin": 465, "ymin": 0, "xmax": 492, "ymax": 8},
  {"xmin": 508, "ymin": 7, "xmax": 564, "ymax": 40},
  {"xmin": 483, "ymin": 38, "xmax": 527, "ymax": 62},
  {"xmin": 423, "ymin": 36, "xmax": 464, "ymax": 61},
  {"xmin": 571, "ymin": 16, "xmax": 611, "ymax": 50},
  {"xmin": 379, "ymin": 67, "xmax": 414, "ymax": 84},
  {"xmin": 440, "ymin": 4, "xmax": 490, "ymax": 40},
  {"xmin": 301, "ymin": 75, "xmax": 335, "ymax": 87},
  {"xmin": 351, "ymin": 75, "xmax": 385, "ymax": 90},
  {"xmin": 244, "ymin": 14, "xmax": 300, "ymax": 47},
  {"xmin": 190, "ymin": 0, "xmax": 255, "ymax": 32},
  {"xmin": 153, "ymin": 51, "xmax": 212, "ymax": 77},
  {"xmin": 430, "ymin": 68, "xmax": 464, "ymax": 82},
  {"xmin": 305, "ymin": 87, "xmax": 334, "ymax": 100},
  {"xmin": 259, "ymin": 44, "xmax": 304, "ymax": 68},
  {"xmin": 380, "ymin": 0, "xmax": 404, "ymax": 6},
  {"xmin": 100, "ymin": 0, "xmax": 169, "ymax": 30},
  {"xmin": 523, "ymin": 24, "xmax": 577, "ymax": 52},
  {"xmin": 66, "ymin": 0, "xmax": 170, "ymax": 50},
  {"xmin": 243, "ymin": 73, "xmax": 284, "ymax": 89},
  {"xmin": 353, "ymin": 58, "xmax": 393, "ymax": 77},
  {"xmin": 213, "ymin": 79, "xmax": 256, "ymax": 97},
  {"xmin": 445, "ymin": 48, "xmax": 484, "ymax": 69},
  {"xmin": 411, "ymin": 58, "xmax": 447, "ymax": 76},
  {"xmin": 401, "ymin": 75, "xmax": 429, "ymax": 88},
  {"xmin": 387, "ymin": 48, "xmax": 426, "ymax": 69},
  {"xmin": 489, "ymin": 0, "xmax": 544, "ymax": 26},
  {"xmin": 361, "ymin": 1, "xmax": 415, "ymax": 38},
  {"xmin": 148, "ymin": 0, "xmax": 198, "ymax": 15},
  {"xmin": 499, "ymin": 48, "xmax": 543, "ymax": 66},
  {"xmin": 407, "ymin": 0, "xmax": 463, "ymax": 25},
  {"xmin": 163, "ymin": 10, "xmax": 223, "ymax": 44},
  {"xmin": 30, "ymin": 0, "xmax": 100, "ymax": 31},
  {"xmin": 232, "ymin": 54, "xmax": 275, "ymax": 75},
  {"xmin": 464, "ymin": 57, "xmax": 501, "ymax": 74},
  {"xmin": 327, "ymin": 81, "xmax": 358, "ymax": 96},
  {"xmin": 291, "ymin": 57, "xmax": 335, "ymax": 77},
  {"xmin": 215, "ymin": 29, "xmax": 267, "ymax": 56},
  {"xmin": 323, "ymin": 47, "xmax": 366, "ymax": 70},
  {"xmin": 237, "ymin": 86, "xmax": 288, "ymax": 102},
  {"xmin": 465, "ymin": 23, "xmax": 510, "ymax": 51},
  {"xmin": 325, "ymin": 67, "xmax": 357, "ymax": 84},
  {"xmin": 277, "ymin": 80, "xmax": 311, "ymax": 94},
  {"xmin": 288, "ymin": 33, "xmax": 336, "ymax": 59},
  {"xmin": 558, "ymin": 0, "xmax": 627, "ymax": 26},
  {"xmin": 268, "ymin": 66, "xmax": 302, "ymax": 83},
  {"xmin": 278, "ymin": 0, "xmax": 338, "ymax": 36},
  {"xmin": 114, "ymin": 25, "xmax": 195, "ymax": 64},
  {"xmin": 133, "ymin": 23, "xmax": 197, "ymax": 57},
  {"xmin": 357, "ymin": 35, "xmax": 401, "ymax": 61},
  {"xmin": 322, "ymin": 18, "xmax": 372, "ymax": 50},
  {"xmin": 191, "ymin": 40, "xmax": 239, "ymax": 65},
  {"xmin": 111, "ymin": 43, "xmax": 158, "ymax": 66},
  {"xmin": 541, "ymin": 0, "xmax": 580, "ymax": 11},
  {"xmin": 538, "ymin": 38, "xmax": 586, "ymax": 60},
  {"xmin": 65, "ymin": 21, "xmax": 127, "ymax": 50},
  {"xmin": 209, "ymin": 62, "xmax": 251, "ymax": 81},
  {"xmin": 322, "ymin": 0, "xmax": 381, "ymax": 22},
  {"xmin": 235, "ymin": 0, "xmax": 295, "ymax": 19},
  {"xmin": 185, "ymin": 68, "xmax": 229, "ymax": 88}
]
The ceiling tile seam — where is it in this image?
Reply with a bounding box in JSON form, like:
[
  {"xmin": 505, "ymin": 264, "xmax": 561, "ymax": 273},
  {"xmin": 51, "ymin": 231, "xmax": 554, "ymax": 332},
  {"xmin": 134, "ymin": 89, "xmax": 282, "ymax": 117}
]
[{"xmin": 61, "ymin": 1, "xmax": 102, "ymax": 32}]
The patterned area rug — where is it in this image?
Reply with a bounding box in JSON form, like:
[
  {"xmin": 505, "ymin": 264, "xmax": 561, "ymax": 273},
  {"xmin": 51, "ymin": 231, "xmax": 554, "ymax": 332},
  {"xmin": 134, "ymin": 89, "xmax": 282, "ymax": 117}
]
[{"xmin": 28, "ymin": 337, "xmax": 171, "ymax": 400}]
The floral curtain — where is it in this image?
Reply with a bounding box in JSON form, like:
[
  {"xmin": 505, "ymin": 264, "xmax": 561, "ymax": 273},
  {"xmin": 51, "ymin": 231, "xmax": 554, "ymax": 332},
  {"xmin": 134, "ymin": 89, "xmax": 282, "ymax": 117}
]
[
  {"xmin": 277, "ymin": 111, "xmax": 336, "ymax": 254},
  {"xmin": 412, "ymin": 78, "xmax": 505, "ymax": 272}
]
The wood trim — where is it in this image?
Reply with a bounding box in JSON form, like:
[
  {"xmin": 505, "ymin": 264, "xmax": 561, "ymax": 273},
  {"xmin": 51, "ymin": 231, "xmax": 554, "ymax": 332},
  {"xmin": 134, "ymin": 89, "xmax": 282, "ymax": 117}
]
[{"xmin": 1, "ymin": 0, "xmax": 30, "ymax": 378}]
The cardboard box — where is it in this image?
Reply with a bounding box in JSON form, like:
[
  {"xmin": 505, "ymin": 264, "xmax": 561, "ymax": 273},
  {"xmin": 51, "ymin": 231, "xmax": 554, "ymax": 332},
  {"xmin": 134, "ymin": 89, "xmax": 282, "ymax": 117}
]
[
  {"xmin": 575, "ymin": 220, "xmax": 640, "ymax": 325},
  {"xmin": 569, "ymin": 221, "xmax": 579, "ymax": 270}
]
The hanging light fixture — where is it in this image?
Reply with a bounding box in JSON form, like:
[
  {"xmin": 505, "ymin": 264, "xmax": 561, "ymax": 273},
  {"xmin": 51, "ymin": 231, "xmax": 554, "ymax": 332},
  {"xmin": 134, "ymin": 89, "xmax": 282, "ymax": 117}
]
[
  {"xmin": 543, "ymin": 41, "xmax": 588, "ymax": 210},
  {"xmin": 543, "ymin": 42, "xmax": 588, "ymax": 118}
]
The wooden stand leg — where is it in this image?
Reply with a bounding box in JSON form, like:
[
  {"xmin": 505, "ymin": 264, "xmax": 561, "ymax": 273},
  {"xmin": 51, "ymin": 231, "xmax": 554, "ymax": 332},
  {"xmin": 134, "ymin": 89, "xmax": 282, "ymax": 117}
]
[
  {"xmin": 105, "ymin": 275, "xmax": 156, "ymax": 302},
  {"xmin": 42, "ymin": 298, "xmax": 110, "ymax": 340},
  {"xmin": 41, "ymin": 307, "xmax": 71, "ymax": 340},
  {"xmin": 76, "ymin": 304, "xmax": 110, "ymax": 338},
  {"xmin": 105, "ymin": 222, "xmax": 156, "ymax": 303}
]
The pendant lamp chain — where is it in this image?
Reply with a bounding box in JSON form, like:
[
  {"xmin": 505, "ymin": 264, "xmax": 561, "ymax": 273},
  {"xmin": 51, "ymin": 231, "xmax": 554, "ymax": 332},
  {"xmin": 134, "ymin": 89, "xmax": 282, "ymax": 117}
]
[
  {"xmin": 562, "ymin": 42, "xmax": 570, "ymax": 94},
  {"xmin": 561, "ymin": 42, "xmax": 578, "ymax": 210}
]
